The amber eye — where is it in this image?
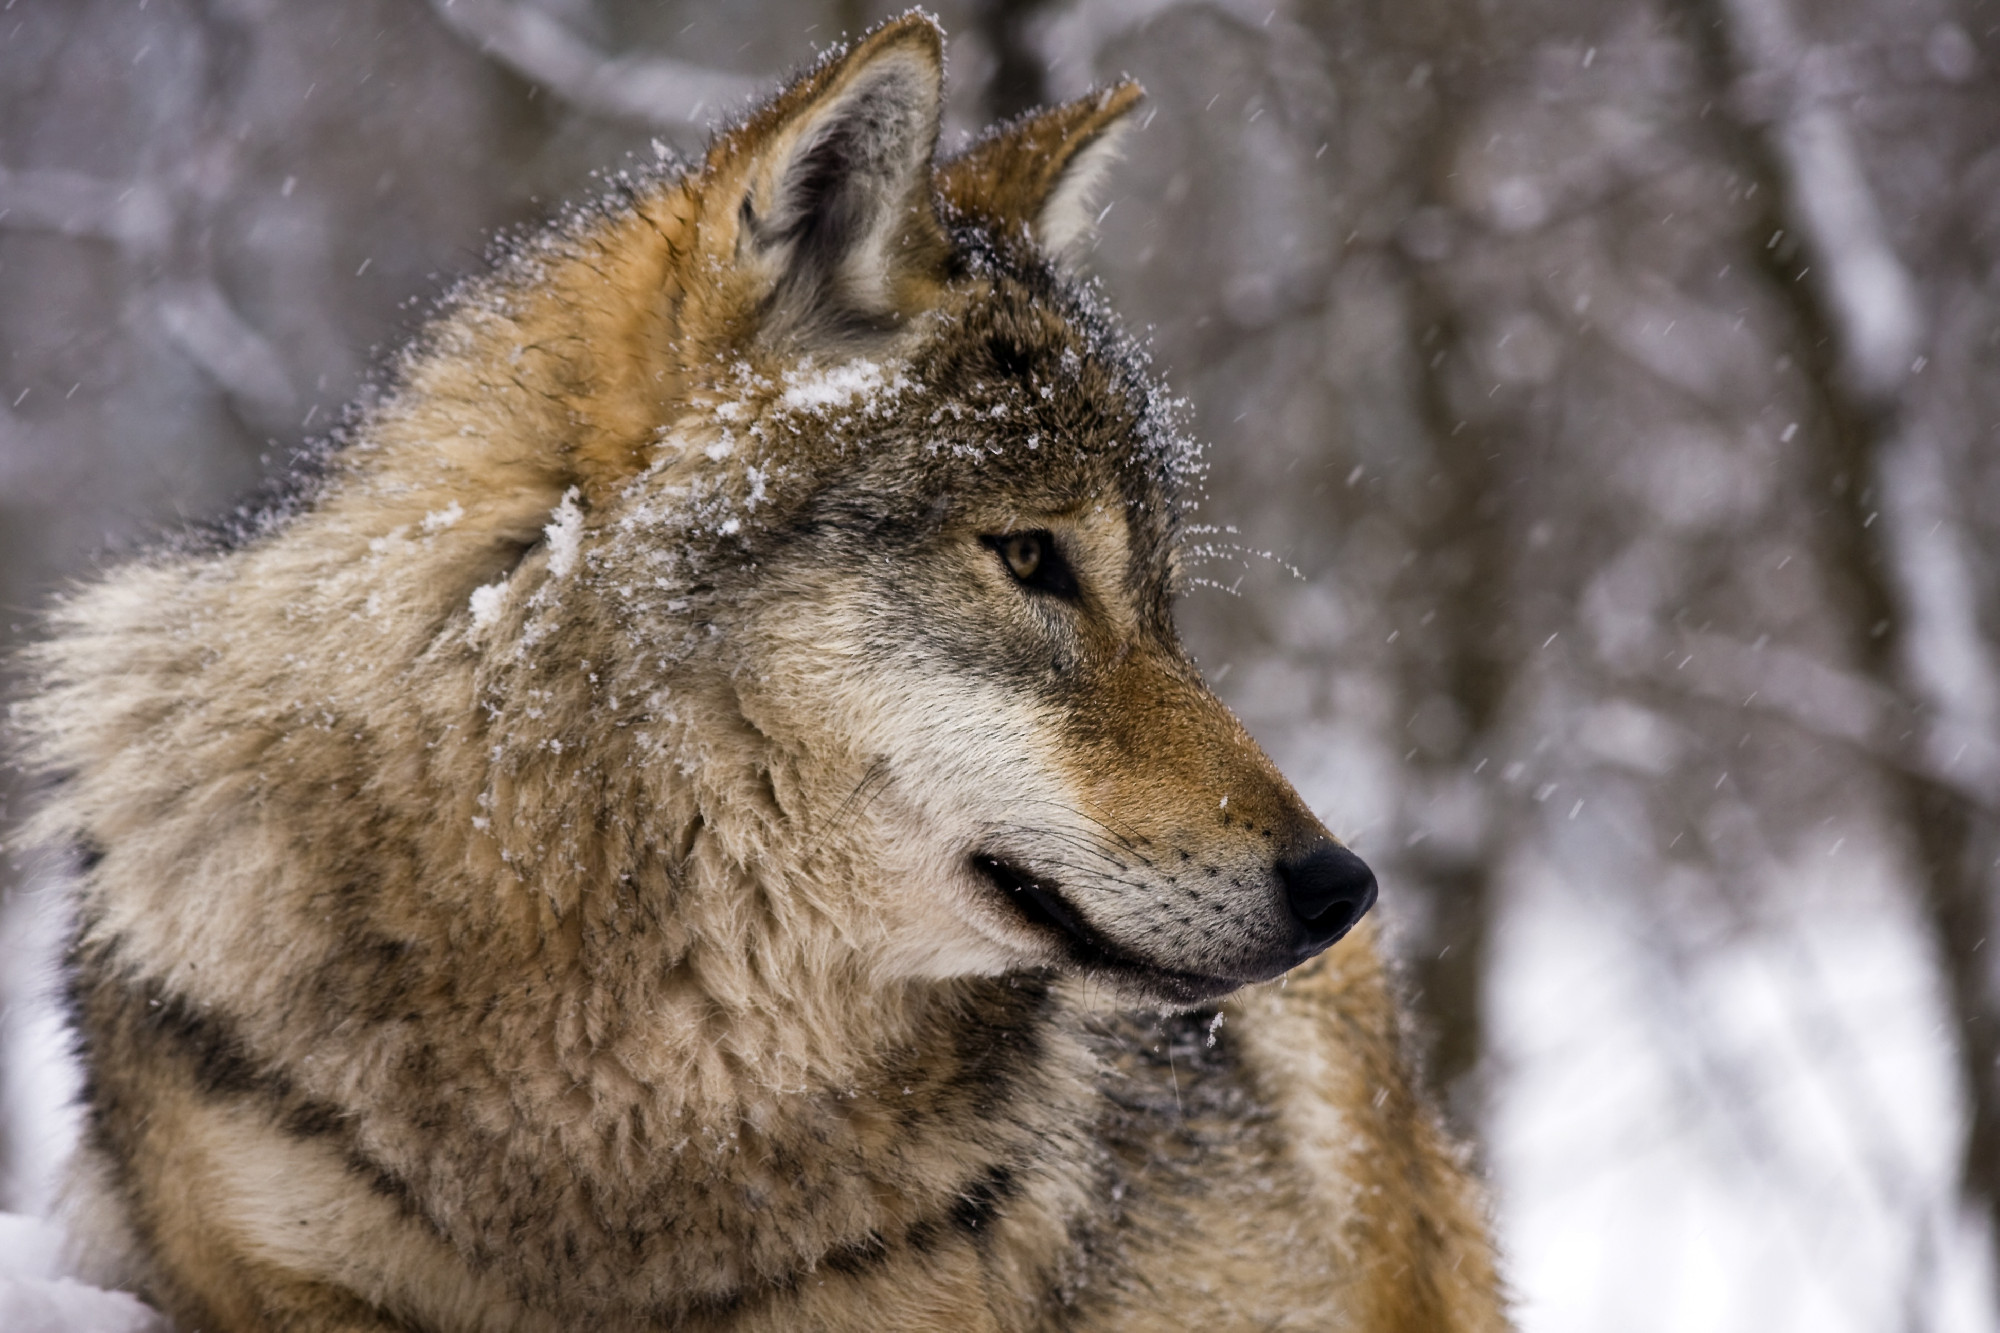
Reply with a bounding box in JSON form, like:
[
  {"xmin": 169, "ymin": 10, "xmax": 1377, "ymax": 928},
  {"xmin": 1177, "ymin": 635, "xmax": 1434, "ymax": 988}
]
[
  {"xmin": 982, "ymin": 530, "xmax": 1079, "ymax": 599},
  {"xmin": 1002, "ymin": 534, "xmax": 1042, "ymax": 580}
]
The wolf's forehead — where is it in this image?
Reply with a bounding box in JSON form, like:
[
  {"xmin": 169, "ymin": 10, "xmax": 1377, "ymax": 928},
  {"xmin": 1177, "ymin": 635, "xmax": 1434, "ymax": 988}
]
[
  {"xmin": 922, "ymin": 273, "xmax": 1131, "ymax": 403},
  {"xmin": 721, "ymin": 266, "xmax": 1192, "ymax": 543},
  {"xmin": 902, "ymin": 279, "xmax": 1178, "ymax": 488}
]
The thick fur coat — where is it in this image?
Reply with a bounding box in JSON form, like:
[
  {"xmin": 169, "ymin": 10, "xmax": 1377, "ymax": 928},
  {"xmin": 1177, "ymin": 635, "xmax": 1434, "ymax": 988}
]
[{"xmin": 14, "ymin": 16, "xmax": 1509, "ymax": 1331}]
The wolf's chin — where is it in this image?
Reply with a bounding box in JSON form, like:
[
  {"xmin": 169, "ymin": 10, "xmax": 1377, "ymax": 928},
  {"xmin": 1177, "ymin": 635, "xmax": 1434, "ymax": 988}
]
[{"xmin": 969, "ymin": 852, "xmax": 1253, "ymax": 1006}]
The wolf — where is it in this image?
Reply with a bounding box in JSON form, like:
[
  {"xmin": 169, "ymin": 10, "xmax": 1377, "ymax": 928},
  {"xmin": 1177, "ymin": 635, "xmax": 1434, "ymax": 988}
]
[{"xmin": 14, "ymin": 14, "xmax": 1508, "ymax": 1331}]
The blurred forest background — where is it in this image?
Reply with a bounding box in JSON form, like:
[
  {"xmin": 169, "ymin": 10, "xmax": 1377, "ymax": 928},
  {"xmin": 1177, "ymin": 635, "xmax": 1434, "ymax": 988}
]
[{"xmin": 2, "ymin": 0, "xmax": 1999, "ymax": 1327}]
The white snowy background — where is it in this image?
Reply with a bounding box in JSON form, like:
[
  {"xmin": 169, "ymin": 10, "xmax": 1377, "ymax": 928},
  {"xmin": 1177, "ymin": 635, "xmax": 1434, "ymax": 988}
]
[{"xmin": 4, "ymin": 0, "xmax": 2000, "ymax": 1328}]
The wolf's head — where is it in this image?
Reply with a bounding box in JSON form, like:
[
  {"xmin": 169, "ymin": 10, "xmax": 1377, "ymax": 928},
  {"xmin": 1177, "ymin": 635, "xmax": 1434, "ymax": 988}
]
[{"xmin": 427, "ymin": 15, "xmax": 1373, "ymax": 1009}]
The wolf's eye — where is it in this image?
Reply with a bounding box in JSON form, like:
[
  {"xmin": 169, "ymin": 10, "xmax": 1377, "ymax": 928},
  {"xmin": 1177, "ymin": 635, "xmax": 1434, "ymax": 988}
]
[
  {"xmin": 1002, "ymin": 534, "xmax": 1043, "ymax": 579},
  {"xmin": 983, "ymin": 531, "xmax": 1079, "ymax": 599}
]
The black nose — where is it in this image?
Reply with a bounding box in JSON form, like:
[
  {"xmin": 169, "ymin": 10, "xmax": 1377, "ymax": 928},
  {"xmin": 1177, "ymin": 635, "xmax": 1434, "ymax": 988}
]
[{"xmin": 1278, "ymin": 844, "xmax": 1377, "ymax": 953}]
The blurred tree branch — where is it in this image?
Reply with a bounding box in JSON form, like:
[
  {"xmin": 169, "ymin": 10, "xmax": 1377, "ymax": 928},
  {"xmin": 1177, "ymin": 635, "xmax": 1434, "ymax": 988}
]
[
  {"xmin": 0, "ymin": 164, "xmax": 294, "ymax": 422},
  {"xmin": 424, "ymin": 0, "xmax": 759, "ymax": 127},
  {"xmin": 1611, "ymin": 627, "xmax": 2000, "ymax": 818},
  {"xmin": 0, "ymin": 167, "xmax": 172, "ymax": 252}
]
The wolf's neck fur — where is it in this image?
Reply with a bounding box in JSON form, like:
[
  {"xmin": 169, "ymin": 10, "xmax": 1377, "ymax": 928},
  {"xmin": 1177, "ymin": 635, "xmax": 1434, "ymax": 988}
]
[
  {"xmin": 336, "ymin": 600, "xmax": 1110, "ymax": 1315},
  {"xmin": 390, "ymin": 928, "xmax": 1105, "ymax": 1318},
  {"xmin": 426, "ymin": 873, "xmax": 1108, "ymax": 1315}
]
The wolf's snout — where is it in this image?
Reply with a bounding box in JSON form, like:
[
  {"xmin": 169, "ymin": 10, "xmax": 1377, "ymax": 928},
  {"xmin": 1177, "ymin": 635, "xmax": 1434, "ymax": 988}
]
[{"xmin": 1278, "ymin": 844, "xmax": 1377, "ymax": 955}]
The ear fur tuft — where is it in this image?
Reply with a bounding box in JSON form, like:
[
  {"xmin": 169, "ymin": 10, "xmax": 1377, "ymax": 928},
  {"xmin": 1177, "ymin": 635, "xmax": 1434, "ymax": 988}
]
[
  {"xmin": 730, "ymin": 15, "xmax": 948, "ymax": 342},
  {"xmin": 937, "ymin": 81, "xmax": 1145, "ymax": 265}
]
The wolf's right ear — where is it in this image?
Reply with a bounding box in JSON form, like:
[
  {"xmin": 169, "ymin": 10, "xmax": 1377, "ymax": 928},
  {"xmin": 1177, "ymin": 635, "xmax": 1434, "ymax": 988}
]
[
  {"xmin": 719, "ymin": 15, "xmax": 948, "ymax": 343},
  {"xmin": 937, "ymin": 82, "xmax": 1145, "ymax": 265}
]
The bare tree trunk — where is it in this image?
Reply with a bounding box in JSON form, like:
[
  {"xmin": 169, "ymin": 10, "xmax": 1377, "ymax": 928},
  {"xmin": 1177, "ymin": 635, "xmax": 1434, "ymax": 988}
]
[
  {"xmin": 1700, "ymin": 0, "xmax": 2000, "ymax": 1294},
  {"xmin": 0, "ymin": 777, "xmax": 17, "ymax": 1213},
  {"xmin": 974, "ymin": 0, "xmax": 1054, "ymax": 120},
  {"xmin": 1396, "ymin": 296, "xmax": 1511, "ymax": 1134}
]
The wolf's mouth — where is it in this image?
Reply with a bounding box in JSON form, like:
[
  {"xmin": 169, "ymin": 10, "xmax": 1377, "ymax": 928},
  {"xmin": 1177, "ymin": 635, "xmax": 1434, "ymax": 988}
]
[
  {"xmin": 969, "ymin": 852, "xmax": 1237, "ymax": 1003},
  {"xmin": 971, "ymin": 853, "xmax": 1092, "ymax": 941}
]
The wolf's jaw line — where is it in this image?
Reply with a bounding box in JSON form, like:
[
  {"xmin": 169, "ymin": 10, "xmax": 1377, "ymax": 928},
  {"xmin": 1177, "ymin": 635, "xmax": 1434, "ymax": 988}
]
[{"xmin": 969, "ymin": 851, "xmax": 1240, "ymax": 1003}]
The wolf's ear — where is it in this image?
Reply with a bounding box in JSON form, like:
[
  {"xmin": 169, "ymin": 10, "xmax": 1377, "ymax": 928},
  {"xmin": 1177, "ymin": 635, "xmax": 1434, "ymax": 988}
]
[
  {"xmin": 725, "ymin": 15, "xmax": 948, "ymax": 341},
  {"xmin": 937, "ymin": 82, "xmax": 1145, "ymax": 265}
]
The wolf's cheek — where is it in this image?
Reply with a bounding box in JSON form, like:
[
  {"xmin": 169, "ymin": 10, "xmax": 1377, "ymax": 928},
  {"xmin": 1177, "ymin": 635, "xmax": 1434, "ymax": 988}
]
[{"xmin": 732, "ymin": 615, "xmax": 1079, "ymax": 977}]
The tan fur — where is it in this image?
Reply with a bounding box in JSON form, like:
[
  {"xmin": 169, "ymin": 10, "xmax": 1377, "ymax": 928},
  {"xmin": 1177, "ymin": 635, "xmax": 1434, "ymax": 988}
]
[
  {"xmin": 15, "ymin": 15, "xmax": 1509, "ymax": 1331},
  {"xmin": 938, "ymin": 83, "xmax": 1145, "ymax": 261}
]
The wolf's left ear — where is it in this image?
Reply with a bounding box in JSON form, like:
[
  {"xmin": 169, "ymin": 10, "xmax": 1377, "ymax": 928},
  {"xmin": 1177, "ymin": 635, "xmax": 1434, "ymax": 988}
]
[
  {"xmin": 937, "ymin": 82, "xmax": 1145, "ymax": 265},
  {"xmin": 725, "ymin": 15, "xmax": 948, "ymax": 341}
]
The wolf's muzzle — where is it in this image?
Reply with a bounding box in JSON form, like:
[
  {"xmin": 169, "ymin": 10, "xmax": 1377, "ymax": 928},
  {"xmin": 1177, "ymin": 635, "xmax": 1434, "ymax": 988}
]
[{"xmin": 1278, "ymin": 844, "xmax": 1377, "ymax": 957}]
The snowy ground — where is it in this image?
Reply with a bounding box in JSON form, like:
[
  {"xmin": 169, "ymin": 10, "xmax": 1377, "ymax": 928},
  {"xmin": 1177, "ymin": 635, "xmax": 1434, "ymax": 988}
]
[
  {"xmin": 1, "ymin": 868, "xmax": 81, "ymax": 1225},
  {"xmin": 0, "ymin": 1214, "xmax": 163, "ymax": 1333}
]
